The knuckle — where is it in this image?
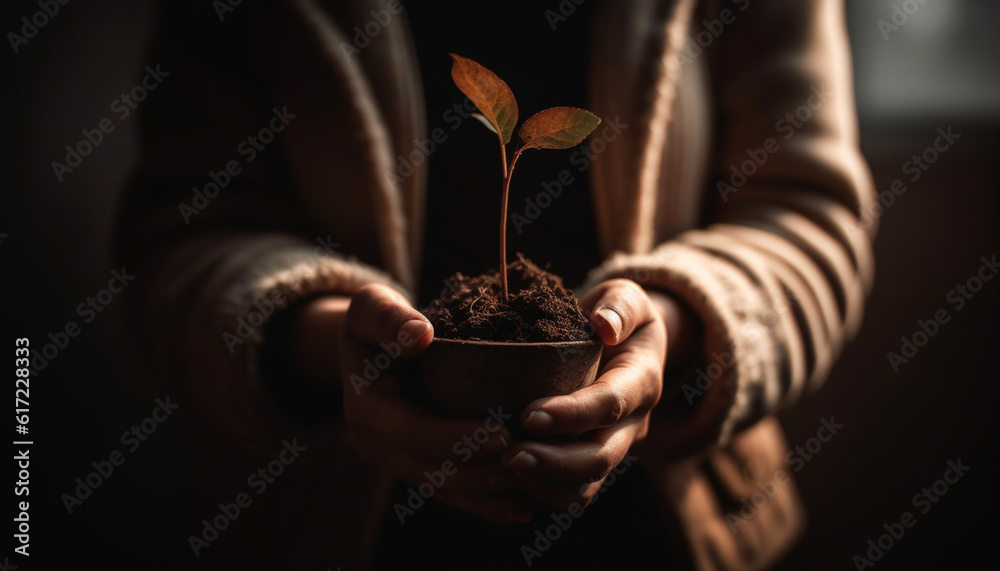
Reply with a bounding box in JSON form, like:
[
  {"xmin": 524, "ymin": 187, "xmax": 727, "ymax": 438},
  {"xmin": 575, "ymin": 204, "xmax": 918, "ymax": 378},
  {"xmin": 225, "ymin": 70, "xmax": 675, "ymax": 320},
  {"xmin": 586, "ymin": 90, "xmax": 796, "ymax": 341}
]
[
  {"xmin": 605, "ymin": 392, "xmax": 628, "ymax": 425},
  {"xmin": 373, "ymin": 299, "xmax": 403, "ymax": 334},
  {"xmin": 566, "ymin": 393, "xmax": 587, "ymax": 432},
  {"xmin": 353, "ymin": 283, "xmax": 384, "ymax": 308},
  {"xmin": 596, "ymin": 448, "xmax": 617, "ymax": 477},
  {"xmin": 555, "ymin": 452, "xmax": 575, "ymax": 479},
  {"xmin": 611, "ymin": 278, "xmax": 645, "ymax": 300}
]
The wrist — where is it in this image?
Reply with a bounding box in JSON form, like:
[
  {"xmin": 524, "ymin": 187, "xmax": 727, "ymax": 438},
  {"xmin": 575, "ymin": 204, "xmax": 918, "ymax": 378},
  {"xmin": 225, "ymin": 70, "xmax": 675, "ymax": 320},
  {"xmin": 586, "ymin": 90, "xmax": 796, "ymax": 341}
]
[
  {"xmin": 289, "ymin": 295, "xmax": 351, "ymax": 387},
  {"xmin": 646, "ymin": 289, "xmax": 701, "ymax": 375},
  {"xmin": 256, "ymin": 294, "xmax": 350, "ymax": 426}
]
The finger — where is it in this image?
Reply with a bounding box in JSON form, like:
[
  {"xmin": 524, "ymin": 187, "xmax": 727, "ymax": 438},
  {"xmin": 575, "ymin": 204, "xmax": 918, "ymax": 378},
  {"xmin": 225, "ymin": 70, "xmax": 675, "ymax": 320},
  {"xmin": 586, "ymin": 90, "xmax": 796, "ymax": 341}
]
[
  {"xmin": 350, "ymin": 396, "xmax": 513, "ymax": 462},
  {"xmin": 345, "ymin": 283, "xmax": 433, "ymax": 357},
  {"xmin": 521, "ymin": 358, "xmax": 661, "ymax": 435},
  {"xmin": 578, "ymin": 279, "xmax": 653, "ymax": 345},
  {"xmin": 501, "ymin": 420, "xmax": 643, "ymax": 483},
  {"xmin": 435, "ymin": 492, "xmax": 534, "ymax": 525}
]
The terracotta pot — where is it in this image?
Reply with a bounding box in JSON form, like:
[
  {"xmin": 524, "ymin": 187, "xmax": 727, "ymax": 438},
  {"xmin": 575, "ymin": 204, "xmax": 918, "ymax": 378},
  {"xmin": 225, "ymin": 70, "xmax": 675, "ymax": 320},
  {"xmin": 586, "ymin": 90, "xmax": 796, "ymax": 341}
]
[{"xmin": 419, "ymin": 338, "xmax": 603, "ymax": 424}]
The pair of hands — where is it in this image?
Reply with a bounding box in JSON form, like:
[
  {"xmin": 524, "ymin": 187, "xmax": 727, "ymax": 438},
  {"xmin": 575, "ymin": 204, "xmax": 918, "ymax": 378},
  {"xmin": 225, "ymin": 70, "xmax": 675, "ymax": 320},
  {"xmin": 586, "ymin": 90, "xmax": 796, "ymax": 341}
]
[{"xmin": 301, "ymin": 279, "xmax": 668, "ymax": 523}]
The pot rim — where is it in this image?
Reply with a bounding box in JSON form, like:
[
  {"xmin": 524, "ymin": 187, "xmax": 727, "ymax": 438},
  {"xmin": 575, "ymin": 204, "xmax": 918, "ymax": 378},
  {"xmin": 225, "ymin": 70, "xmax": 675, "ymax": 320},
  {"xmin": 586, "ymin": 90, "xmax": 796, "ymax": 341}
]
[{"xmin": 429, "ymin": 336, "xmax": 600, "ymax": 348}]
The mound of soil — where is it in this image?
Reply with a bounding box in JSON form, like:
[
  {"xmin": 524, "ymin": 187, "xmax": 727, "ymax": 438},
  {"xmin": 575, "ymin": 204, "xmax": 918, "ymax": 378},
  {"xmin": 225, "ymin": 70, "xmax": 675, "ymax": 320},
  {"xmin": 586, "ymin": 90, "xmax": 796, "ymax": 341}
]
[{"xmin": 422, "ymin": 254, "xmax": 591, "ymax": 342}]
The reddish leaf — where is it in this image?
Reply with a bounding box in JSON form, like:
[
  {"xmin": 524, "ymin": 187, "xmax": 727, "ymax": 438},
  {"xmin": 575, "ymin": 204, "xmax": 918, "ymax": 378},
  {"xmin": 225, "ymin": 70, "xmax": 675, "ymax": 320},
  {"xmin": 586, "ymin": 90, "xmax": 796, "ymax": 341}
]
[
  {"xmin": 517, "ymin": 107, "xmax": 601, "ymax": 151},
  {"xmin": 449, "ymin": 54, "xmax": 519, "ymax": 144}
]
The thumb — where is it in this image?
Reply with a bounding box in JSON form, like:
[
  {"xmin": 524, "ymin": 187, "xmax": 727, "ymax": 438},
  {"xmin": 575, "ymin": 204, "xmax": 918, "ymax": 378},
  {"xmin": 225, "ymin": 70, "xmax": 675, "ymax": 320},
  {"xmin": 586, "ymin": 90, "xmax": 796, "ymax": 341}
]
[
  {"xmin": 578, "ymin": 279, "xmax": 650, "ymax": 345},
  {"xmin": 345, "ymin": 283, "xmax": 433, "ymax": 357}
]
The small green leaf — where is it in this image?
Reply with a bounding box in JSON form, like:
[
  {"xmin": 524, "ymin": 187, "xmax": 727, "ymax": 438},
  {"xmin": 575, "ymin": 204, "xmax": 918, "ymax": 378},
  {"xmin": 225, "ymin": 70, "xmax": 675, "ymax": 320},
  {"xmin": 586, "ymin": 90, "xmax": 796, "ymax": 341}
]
[
  {"xmin": 471, "ymin": 113, "xmax": 498, "ymax": 135},
  {"xmin": 517, "ymin": 107, "xmax": 601, "ymax": 151},
  {"xmin": 449, "ymin": 54, "xmax": 519, "ymax": 144}
]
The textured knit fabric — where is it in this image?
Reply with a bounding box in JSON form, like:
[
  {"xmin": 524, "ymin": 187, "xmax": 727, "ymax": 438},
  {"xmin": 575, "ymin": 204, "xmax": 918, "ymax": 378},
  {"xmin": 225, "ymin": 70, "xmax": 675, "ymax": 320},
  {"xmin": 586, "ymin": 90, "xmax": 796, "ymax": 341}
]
[{"xmin": 116, "ymin": 1, "xmax": 875, "ymax": 568}]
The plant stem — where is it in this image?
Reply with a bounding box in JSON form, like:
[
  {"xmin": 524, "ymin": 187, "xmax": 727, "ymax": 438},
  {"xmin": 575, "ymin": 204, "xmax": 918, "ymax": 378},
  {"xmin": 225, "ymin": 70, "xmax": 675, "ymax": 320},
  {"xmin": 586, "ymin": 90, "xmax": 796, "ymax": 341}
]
[
  {"xmin": 500, "ymin": 147, "xmax": 524, "ymax": 302},
  {"xmin": 498, "ymin": 137, "xmax": 510, "ymax": 301}
]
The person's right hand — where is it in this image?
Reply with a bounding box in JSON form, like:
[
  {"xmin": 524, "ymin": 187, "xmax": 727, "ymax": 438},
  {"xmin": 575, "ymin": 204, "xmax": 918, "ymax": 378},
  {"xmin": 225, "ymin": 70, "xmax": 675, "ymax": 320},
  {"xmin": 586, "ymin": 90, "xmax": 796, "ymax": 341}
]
[{"xmin": 337, "ymin": 283, "xmax": 531, "ymax": 524}]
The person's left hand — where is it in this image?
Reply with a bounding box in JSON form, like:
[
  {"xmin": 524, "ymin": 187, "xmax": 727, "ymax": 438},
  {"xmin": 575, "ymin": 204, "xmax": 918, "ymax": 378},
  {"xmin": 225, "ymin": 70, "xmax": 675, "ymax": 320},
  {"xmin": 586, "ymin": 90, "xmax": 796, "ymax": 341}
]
[{"xmin": 499, "ymin": 278, "xmax": 667, "ymax": 511}]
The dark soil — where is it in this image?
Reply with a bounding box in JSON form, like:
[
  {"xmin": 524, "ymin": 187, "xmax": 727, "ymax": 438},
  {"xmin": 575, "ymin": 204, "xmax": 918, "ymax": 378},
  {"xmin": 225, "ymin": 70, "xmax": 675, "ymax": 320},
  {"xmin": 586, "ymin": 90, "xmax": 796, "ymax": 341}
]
[{"xmin": 422, "ymin": 254, "xmax": 592, "ymax": 342}]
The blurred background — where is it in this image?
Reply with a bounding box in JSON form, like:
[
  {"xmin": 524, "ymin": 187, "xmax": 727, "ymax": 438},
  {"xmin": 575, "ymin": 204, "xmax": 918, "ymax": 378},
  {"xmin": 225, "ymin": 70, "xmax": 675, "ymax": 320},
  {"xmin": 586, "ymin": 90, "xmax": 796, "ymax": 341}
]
[{"xmin": 2, "ymin": 0, "xmax": 997, "ymax": 569}]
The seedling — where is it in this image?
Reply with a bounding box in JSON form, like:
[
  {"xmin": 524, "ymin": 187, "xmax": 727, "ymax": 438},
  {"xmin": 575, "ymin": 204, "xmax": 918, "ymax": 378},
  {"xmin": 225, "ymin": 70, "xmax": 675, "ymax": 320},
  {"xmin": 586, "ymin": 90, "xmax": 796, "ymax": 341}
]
[{"xmin": 449, "ymin": 53, "xmax": 600, "ymax": 301}]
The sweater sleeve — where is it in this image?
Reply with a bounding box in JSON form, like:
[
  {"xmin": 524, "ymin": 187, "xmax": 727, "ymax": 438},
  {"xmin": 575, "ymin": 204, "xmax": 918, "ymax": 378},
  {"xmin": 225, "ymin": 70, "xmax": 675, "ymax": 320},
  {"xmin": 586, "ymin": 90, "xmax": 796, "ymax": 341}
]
[
  {"xmin": 582, "ymin": 0, "xmax": 876, "ymax": 456},
  {"xmin": 114, "ymin": 3, "xmax": 408, "ymax": 452}
]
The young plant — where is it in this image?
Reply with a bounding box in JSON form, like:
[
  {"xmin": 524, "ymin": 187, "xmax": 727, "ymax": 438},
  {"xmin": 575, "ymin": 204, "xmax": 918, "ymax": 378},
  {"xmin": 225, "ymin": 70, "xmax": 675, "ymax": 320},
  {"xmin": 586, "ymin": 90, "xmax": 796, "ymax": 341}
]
[{"xmin": 449, "ymin": 53, "xmax": 600, "ymax": 301}]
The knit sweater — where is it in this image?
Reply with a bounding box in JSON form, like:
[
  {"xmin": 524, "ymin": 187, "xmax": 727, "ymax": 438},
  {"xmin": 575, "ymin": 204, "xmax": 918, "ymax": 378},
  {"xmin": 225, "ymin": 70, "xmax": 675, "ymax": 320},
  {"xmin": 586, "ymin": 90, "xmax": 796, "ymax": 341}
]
[{"xmin": 117, "ymin": 0, "xmax": 875, "ymax": 568}]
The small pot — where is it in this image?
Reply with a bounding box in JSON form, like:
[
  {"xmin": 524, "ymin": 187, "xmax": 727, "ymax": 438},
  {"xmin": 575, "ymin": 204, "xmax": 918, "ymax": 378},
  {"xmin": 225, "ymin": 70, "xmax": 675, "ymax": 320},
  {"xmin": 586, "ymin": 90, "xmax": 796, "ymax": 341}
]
[{"xmin": 419, "ymin": 338, "xmax": 603, "ymax": 424}]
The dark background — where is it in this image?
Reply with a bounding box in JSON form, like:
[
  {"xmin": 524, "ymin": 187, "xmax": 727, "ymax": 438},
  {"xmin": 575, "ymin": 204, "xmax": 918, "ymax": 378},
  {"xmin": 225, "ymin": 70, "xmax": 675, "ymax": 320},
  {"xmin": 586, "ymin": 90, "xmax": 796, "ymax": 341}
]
[{"xmin": 2, "ymin": 1, "xmax": 998, "ymax": 569}]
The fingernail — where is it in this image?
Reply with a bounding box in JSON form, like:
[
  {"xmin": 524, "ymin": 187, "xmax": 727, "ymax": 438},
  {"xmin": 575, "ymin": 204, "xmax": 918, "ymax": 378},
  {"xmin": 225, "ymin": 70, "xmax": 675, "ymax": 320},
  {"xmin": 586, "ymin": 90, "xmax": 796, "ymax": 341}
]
[
  {"xmin": 505, "ymin": 451, "xmax": 538, "ymax": 473},
  {"xmin": 596, "ymin": 307, "xmax": 623, "ymax": 342},
  {"xmin": 399, "ymin": 319, "xmax": 431, "ymax": 344},
  {"xmin": 506, "ymin": 509, "xmax": 532, "ymax": 524},
  {"xmin": 523, "ymin": 410, "xmax": 554, "ymax": 432}
]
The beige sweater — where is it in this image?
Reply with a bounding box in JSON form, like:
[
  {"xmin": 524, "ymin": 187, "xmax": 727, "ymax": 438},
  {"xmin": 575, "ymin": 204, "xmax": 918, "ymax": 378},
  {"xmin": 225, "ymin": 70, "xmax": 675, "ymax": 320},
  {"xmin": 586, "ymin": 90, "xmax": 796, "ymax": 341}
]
[{"xmin": 118, "ymin": 0, "xmax": 875, "ymax": 568}]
